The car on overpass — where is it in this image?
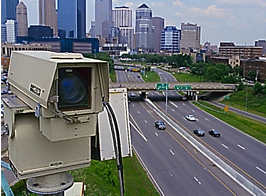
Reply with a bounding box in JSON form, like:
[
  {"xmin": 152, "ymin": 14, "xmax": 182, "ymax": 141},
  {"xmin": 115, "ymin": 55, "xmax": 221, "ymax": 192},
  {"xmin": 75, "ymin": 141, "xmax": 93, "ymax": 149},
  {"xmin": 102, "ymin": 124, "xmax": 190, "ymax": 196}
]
[
  {"xmin": 193, "ymin": 129, "xmax": 205, "ymax": 137},
  {"xmin": 155, "ymin": 120, "xmax": 166, "ymax": 130},
  {"xmin": 185, "ymin": 115, "xmax": 198, "ymax": 121},
  {"xmin": 209, "ymin": 129, "xmax": 221, "ymax": 137}
]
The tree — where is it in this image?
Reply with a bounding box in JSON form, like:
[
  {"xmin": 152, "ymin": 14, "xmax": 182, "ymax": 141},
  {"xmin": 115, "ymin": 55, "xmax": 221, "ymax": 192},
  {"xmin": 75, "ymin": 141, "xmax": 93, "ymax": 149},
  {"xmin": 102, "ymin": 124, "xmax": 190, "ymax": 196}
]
[
  {"xmin": 246, "ymin": 70, "xmax": 256, "ymax": 81},
  {"xmin": 253, "ymin": 83, "xmax": 263, "ymax": 95},
  {"xmin": 237, "ymin": 82, "xmax": 244, "ymax": 91}
]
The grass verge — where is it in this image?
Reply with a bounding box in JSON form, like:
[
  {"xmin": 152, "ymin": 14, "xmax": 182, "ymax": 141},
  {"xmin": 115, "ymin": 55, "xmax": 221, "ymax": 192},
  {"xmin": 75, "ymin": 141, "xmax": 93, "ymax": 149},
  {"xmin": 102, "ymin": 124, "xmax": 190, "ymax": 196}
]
[
  {"xmin": 221, "ymin": 87, "xmax": 266, "ymax": 118},
  {"xmin": 193, "ymin": 101, "xmax": 266, "ymax": 144},
  {"xmin": 11, "ymin": 153, "xmax": 159, "ymax": 196},
  {"xmin": 173, "ymin": 72, "xmax": 203, "ymax": 82},
  {"xmin": 141, "ymin": 71, "xmax": 160, "ymax": 82},
  {"xmin": 110, "ymin": 69, "xmax": 117, "ymax": 82}
]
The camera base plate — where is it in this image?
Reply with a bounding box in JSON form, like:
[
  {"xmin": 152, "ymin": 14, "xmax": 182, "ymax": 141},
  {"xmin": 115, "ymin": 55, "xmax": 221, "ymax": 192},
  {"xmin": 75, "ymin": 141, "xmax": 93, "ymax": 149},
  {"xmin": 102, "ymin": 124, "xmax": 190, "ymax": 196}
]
[{"xmin": 26, "ymin": 172, "xmax": 73, "ymax": 195}]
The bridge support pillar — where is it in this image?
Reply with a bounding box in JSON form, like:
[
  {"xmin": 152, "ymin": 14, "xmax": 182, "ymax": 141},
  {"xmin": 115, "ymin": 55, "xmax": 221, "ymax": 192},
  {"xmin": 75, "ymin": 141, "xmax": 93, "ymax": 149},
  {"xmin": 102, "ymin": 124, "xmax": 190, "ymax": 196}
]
[
  {"xmin": 195, "ymin": 93, "xmax": 198, "ymax": 101},
  {"xmin": 140, "ymin": 91, "xmax": 147, "ymax": 100}
]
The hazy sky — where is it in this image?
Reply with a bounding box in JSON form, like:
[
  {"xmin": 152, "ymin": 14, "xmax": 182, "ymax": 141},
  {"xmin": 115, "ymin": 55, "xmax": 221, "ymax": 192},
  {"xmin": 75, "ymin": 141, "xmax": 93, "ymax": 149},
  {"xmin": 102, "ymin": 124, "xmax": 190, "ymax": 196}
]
[{"xmin": 22, "ymin": 0, "xmax": 266, "ymax": 45}]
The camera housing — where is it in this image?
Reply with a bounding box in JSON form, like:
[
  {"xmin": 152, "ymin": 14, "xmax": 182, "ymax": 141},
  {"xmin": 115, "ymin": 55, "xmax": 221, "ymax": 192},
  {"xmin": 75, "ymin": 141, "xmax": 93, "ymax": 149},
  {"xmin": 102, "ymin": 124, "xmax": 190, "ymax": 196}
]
[
  {"xmin": 8, "ymin": 51, "xmax": 109, "ymax": 141},
  {"xmin": 4, "ymin": 51, "xmax": 109, "ymax": 179}
]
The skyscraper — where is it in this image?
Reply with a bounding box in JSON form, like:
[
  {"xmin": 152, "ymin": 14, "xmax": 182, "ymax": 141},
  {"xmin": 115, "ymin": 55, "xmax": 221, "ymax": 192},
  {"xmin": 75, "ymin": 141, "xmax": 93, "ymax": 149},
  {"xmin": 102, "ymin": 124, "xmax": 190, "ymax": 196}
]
[
  {"xmin": 89, "ymin": 21, "xmax": 96, "ymax": 38},
  {"xmin": 39, "ymin": 0, "xmax": 58, "ymax": 37},
  {"xmin": 135, "ymin": 4, "xmax": 153, "ymax": 52},
  {"xmin": 161, "ymin": 26, "xmax": 181, "ymax": 53},
  {"xmin": 255, "ymin": 40, "xmax": 266, "ymax": 55},
  {"xmin": 95, "ymin": 0, "xmax": 112, "ymax": 41},
  {"xmin": 180, "ymin": 23, "xmax": 201, "ymax": 50},
  {"xmin": 58, "ymin": 0, "xmax": 86, "ymax": 38},
  {"xmin": 1, "ymin": 0, "xmax": 19, "ymax": 24},
  {"xmin": 5, "ymin": 20, "xmax": 17, "ymax": 43},
  {"xmin": 113, "ymin": 6, "xmax": 134, "ymax": 49},
  {"xmin": 152, "ymin": 17, "xmax": 164, "ymax": 52},
  {"xmin": 113, "ymin": 6, "xmax": 132, "ymax": 27},
  {"xmin": 1, "ymin": 24, "xmax": 7, "ymax": 43},
  {"xmin": 16, "ymin": 1, "xmax": 28, "ymax": 37}
]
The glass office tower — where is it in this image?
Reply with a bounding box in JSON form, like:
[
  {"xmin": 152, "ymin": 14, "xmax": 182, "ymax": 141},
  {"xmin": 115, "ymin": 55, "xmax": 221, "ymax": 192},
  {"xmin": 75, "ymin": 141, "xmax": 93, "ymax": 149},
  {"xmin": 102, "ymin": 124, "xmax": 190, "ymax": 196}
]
[{"xmin": 58, "ymin": 0, "xmax": 86, "ymax": 38}]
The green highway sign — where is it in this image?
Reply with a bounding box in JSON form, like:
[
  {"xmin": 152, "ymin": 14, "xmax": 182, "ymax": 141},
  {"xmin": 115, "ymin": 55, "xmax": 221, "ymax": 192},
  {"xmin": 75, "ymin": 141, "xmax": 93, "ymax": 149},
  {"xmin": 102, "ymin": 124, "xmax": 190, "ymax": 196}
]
[
  {"xmin": 156, "ymin": 83, "xmax": 169, "ymax": 90},
  {"xmin": 175, "ymin": 85, "xmax": 192, "ymax": 91}
]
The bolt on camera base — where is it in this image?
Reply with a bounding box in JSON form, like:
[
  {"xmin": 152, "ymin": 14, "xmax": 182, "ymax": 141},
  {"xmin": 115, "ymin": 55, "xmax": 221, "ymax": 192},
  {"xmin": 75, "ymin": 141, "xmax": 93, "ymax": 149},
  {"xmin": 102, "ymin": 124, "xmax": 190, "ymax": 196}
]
[{"xmin": 26, "ymin": 172, "xmax": 73, "ymax": 196}]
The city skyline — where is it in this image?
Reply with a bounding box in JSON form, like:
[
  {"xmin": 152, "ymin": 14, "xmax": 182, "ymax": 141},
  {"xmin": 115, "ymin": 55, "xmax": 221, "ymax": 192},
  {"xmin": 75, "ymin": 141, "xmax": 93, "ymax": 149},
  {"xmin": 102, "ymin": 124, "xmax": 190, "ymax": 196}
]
[{"xmin": 20, "ymin": 0, "xmax": 266, "ymax": 45}]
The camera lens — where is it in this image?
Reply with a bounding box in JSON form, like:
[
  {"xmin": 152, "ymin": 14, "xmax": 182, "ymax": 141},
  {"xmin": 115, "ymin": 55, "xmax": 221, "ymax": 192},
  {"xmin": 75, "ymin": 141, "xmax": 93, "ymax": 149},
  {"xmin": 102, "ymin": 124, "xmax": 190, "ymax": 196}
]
[
  {"xmin": 58, "ymin": 68, "xmax": 90, "ymax": 110},
  {"xmin": 59, "ymin": 74, "xmax": 87, "ymax": 105}
]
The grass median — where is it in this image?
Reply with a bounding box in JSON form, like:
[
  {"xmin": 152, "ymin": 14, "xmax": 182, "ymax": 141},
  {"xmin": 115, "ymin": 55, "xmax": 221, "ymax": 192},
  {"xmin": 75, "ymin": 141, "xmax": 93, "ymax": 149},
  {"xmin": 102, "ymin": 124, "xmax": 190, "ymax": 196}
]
[
  {"xmin": 193, "ymin": 101, "xmax": 266, "ymax": 144},
  {"xmin": 11, "ymin": 153, "xmax": 159, "ymax": 196},
  {"xmin": 173, "ymin": 72, "xmax": 203, "ymax": 82},
  {"xmin": 141, "ymin": 71, "xmax": 160, "ymax": 82}
]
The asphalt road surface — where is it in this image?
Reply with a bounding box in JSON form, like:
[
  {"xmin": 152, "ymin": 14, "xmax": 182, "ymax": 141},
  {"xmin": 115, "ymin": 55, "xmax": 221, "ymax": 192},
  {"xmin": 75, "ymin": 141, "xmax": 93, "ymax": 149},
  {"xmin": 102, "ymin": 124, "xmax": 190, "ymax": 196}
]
[
  {"xmin": 129, "ymin": 101, "xmax": 250, "ymax": 196},
  {"xmin": 116, "ymin": 70, "xmax": 143, "ymax": 83},
  {"xmin": 153, "ymin": 68, "xmax": 176, "ymax": 82},
  {"xmin": 153, "ymin": 99, "xmax": 266, "ymax": 191}
]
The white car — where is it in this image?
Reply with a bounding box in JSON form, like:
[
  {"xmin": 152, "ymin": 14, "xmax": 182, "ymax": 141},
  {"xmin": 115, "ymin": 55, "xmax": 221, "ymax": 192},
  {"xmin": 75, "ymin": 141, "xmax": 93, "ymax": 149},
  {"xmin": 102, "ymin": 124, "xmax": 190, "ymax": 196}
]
[{"xmin": 185, "ymin": 115, "xmax": 198, "ymax": 121}]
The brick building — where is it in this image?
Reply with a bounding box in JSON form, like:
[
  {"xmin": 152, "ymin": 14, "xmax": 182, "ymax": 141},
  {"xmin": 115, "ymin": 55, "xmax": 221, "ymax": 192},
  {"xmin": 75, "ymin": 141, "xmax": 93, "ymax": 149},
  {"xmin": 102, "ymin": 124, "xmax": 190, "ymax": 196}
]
[
  {"xmin": 241, "ymin": 58, "xmax": 266, "ymax": 82},
  {"xmin": 219, "ymin": 42, "xmax": 263, "ymax": 58}
]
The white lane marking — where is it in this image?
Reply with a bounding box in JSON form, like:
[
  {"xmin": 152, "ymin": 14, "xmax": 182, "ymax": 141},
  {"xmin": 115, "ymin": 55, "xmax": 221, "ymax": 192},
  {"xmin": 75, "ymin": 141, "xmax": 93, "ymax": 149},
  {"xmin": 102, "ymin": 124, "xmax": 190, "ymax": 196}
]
[
  {"xmin": 221, "ymin": 144, "xmax": 229, "ymax": 149},
  {"xmin": 137, "ymin": 110, "xmax": 141, "ymax": 114},
  {"xmin": 170, "ymin": 101, "xmax": 178, "ymax": 108},
  {"xmin": 144, "ymin": 120, "xmax": 148, "ymax": 124},
  {"xmin": 237, "ymin": 144, "xmax": 246, "ymax": 150},
  {"xmin": 155, "ymin": 132, "xmax": 158, "ymax": 136},
  {"xmin": 145, "ymin": 98, "xmax": 265, "ymax": 195},
  {"xmin": 129, "ymin": 121, "xmax": 147, "ymax": 142},
  {"xmin": 204, "ymin": 118, "xmax": 209, "ymax": 121},
  {"xmin": 192, "ymin": 110, "xmax": 195, "ymax": 113},
  {"xmin": 183, "ymin": 103, "xmax": 185, "ymax": 106},
  {"xmin": 171, "ymin": 108, "xmax": 175, "ymax": 112},
  {"xmin": 193, "ymin": 177, "xmax": 202, "ymax": 185},
  {"xmin": 169, "ymin": 149, "xmax": 175, "ymax": 156},
  {"xmin": 133, "ymin": 147, "xmax": 165, "ymax": 196},
  {"xmin": 256, "ymin": 167, "xmax": 266, "ymax": 174},
  {"xmin": 132, "ymin": 103, "xmax": 135, "ymax": 107}
]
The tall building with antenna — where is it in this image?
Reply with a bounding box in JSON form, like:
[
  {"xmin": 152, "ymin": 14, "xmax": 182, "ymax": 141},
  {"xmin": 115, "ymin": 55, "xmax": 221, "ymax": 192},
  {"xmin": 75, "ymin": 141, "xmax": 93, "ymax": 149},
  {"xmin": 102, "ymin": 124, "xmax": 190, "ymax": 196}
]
[
  {"xmin": 16, "ymin": 1, "xmax": 28, "ymax": 37},
  {"xmin": 39, "ymin": 0, "xmax": 58, "ymax": 37}
]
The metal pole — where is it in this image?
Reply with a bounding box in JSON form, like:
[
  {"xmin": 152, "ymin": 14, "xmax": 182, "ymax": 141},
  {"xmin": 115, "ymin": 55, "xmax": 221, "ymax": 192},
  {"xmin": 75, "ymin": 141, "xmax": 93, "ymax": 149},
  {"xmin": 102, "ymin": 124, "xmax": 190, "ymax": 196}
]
[
  {"xmin": 165, "ymin": 89, "xmax": 168, "ymax": 116},
  {"xmin": 37, "ymin": 193, "xmax": 64, "ymax": 196},
  {"xmin": 246, "ymin": 86, "xmax": 248, "ymax": 111}
]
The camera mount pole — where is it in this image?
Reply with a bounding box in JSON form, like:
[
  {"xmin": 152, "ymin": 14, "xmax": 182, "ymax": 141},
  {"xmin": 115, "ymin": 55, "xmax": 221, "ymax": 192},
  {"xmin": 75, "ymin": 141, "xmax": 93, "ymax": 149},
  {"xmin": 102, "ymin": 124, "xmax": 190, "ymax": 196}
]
[{"xmin": 26, "ymin": 172, "xmax": 73, "ymax": 196}]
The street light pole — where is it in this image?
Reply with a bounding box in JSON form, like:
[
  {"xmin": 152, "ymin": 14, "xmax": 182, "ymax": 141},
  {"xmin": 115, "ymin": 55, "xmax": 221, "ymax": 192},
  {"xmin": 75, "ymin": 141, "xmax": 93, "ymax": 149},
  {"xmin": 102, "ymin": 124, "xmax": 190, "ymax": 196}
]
[{"xmin": 165, "ymin": 89, "xmax": 168, "ymax": 116}]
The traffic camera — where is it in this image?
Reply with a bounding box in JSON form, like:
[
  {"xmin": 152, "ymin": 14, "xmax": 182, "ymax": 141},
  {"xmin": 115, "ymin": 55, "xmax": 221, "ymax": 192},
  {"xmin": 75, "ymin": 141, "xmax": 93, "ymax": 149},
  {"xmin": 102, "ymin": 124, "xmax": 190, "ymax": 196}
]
[{"xmin": 3, "ymin": 51, "xmax": 109, "ymax": 179}]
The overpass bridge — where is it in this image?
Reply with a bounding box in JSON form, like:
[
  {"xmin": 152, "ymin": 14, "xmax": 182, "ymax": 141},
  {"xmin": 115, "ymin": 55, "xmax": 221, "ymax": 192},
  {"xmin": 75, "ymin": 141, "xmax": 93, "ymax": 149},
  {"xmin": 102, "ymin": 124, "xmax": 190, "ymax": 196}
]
[{"xmin": 110, "ymin": 82, "xmax": 236, "ymax": 92}]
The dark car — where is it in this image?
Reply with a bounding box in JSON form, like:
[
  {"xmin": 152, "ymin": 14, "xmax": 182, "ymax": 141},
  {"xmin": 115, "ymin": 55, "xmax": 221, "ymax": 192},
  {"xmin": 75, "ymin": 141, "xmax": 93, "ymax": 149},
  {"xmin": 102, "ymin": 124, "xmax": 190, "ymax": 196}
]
[
  {"xmin": 193, "ymin": 129, "xmax": 205, "ymax": 136},
  {"xmin": 1, "ymin": 89, "xmax": 8, "ymax": 95},
  {"xmin": 209, "ymin": 129, "xmax": 221, "ymax": 137},
  {"xmin": 155, "ymin": 120, "xmax": 166, "ymax": 130}
]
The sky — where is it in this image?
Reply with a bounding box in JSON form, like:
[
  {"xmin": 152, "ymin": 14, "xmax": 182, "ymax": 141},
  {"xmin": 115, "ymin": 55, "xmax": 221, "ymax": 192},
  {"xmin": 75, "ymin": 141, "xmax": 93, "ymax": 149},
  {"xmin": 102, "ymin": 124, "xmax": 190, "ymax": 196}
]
[{"xmin": 22, "ymin": 0, "xmax": 266, "ymax": 45}]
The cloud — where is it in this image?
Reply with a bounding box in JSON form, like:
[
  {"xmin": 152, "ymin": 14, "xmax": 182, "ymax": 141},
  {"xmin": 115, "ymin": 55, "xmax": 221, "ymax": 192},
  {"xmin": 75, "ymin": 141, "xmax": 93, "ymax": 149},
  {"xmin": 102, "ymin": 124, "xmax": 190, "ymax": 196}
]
[
  {"xmin": 172, "ymin": 0, "xmax": 183, "ymax": 7},
  {"xmin": 217, "ymin": 0, "xmax": 266, "ymax": 7},
  {"xmin": 151, "ymin": 2, "xmax": 165, "ymax": 7},
  {"xmin": 188, "ymin": 5, "xmax": 228, "ymax": 18},
  {"xmin": 125, "ymin": 2, "xmax": 134, "ymax": 8}
]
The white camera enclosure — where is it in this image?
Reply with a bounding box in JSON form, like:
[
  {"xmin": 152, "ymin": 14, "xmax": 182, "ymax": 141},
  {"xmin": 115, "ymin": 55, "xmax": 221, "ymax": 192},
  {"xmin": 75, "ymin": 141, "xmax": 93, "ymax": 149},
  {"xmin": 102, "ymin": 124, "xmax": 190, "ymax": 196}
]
[{"xmin": 8, "ymin": 51, "xmax": 109, "ymax": 141}]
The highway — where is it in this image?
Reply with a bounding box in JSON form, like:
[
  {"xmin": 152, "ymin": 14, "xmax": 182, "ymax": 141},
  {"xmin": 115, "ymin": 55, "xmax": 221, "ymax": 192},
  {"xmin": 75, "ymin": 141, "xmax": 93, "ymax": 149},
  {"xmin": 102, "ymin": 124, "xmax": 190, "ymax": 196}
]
[
  {"xmin": 153, "ymin": 68, "xmax": 176, "ymax": 82},
  {"xmin": 115, "ymin": 67, "xmax": 265, "ymax": 195},
  {"xmin": 116, "ymin": 70, "xmax": 143, "ymax": 83},
  {"xmin": 153, "ymin": 96, "xmax": 266, "ymax": 191},
  {"xmin": 209, "ymin": 101, "xmax": 266, "ymax": 124},
  {"xmin": 130, "ymin": 101, "xmax": 249, "ymax": 196}
]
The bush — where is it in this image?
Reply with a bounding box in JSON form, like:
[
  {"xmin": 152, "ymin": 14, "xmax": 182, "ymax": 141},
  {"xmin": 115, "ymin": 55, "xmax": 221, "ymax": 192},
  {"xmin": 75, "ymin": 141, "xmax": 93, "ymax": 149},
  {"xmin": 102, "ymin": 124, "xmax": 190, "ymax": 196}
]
[{"xmin": 253, "ymin": 83, "xmax": 263, "ymax": 95}]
